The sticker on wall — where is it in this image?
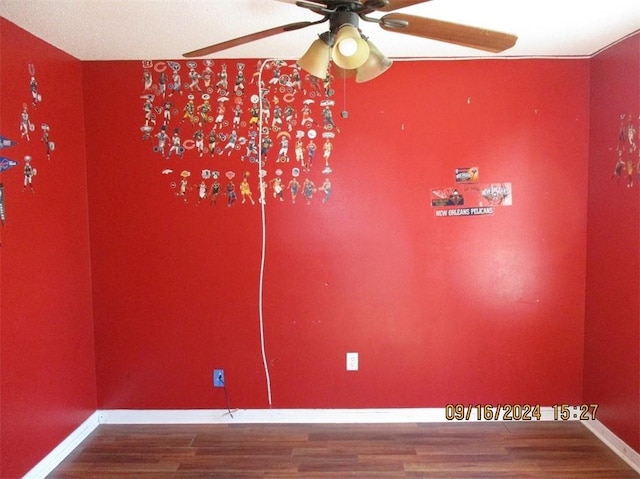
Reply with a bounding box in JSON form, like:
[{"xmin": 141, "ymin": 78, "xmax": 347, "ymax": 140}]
[
  {"xmin": 432, "ymin": 174, "xmax": 512, "ymax": 217},
  {"xmin": 210, "ymin": 171, "xmax": 222, "ymax": 205},
  {"xmin": 0, "ymin": 136, "xmax": 17, "ymax": 149},
  {"xmin": 302, "ymin": 177, "xmax": 317, "ymax": 205},
  {"xmin": 0, "ymin": 136, "xmax": 18, "ymax": 176},
  {"xmin": 322, "ymin": 132, "xmax": 334, "ymax": 174},
  {"xmin": 225, "ymin": 170, "xmax": 237, "ymax": 207},
  {"xmin": 177, "ymin": 170, "xmax": 191, "ymax": 201},
  {"xmin": 23, "ymin": 156, "xmax": 36, "ymax": 192},
  {"xmin": 139, "ymin": 59, "xmax": 340, "ymax": 207},
  {"xmin": 318, "ymin": 176, "xmax": 332, "ymax": 203},
  {"xmin": 240, "ymin": 171, "xmax": 256, "ymax": 205},
  {"xmin": 0, "ymin": 157, "xmax": 18, "ymax": 173},
  {"xmin": 288, "ymin": 169, "xmax": 301, "ymax": 204},
  {"xmin": 20, "ymin": 103, "xmax": 35, "ymax": 141},
  {"xmin": 41, "ymin": 123, "xmax": 55, "ymax": 160},
  {"xmin": 455, "ymin": 166, "xmax": 479, "ymax": 183},
  {"xmin": 269, "ymin": 169, "xmax": 284, "ymax": 202},
  {"xmin": 29, "ymin": 64, "xmax": 42, "ymax": 106},
  {"xmin": 480, "ymin": 183, "xmax": 512, "ymax": 205},
  {"xmin": 0, "ymin": 183, "xmax": 5, "ymax": 227},
  {"xmin": 610, "ymin": 113, "xmax": 639, "ymax": 188},
  {"xmin": 431, "ymin": 188, "xmax": 464, "ymax": 207}
]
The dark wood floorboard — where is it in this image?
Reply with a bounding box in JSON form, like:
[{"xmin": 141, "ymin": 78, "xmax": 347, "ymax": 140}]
[{"xmin": 47, "ymin": 421, "xmax": 639, "ymax": 478}]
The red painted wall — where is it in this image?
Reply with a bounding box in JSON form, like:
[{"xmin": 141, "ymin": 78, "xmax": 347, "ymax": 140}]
[
  {"xmin": 10, "ymin": 17, "xmax": 639, "ymax": 476},
  {"xmin": 584, "ymin": 33, "xmax": 640, "ymax": 451},
  {"xmin": 0, "ymin": 19, "xmax": 97, "ymax": 478},
  {"xmin": 85, "ymin": 58, "xmax": 590, "ymax": 410}
]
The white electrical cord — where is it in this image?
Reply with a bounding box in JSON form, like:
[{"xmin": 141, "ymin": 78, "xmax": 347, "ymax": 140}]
[{"xmin": 257, "ymin": 59, "xmax": 273, "ymax": 407}]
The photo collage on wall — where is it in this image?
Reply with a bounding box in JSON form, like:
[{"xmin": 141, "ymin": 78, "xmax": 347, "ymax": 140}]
[
  {"xmin": 140, "ymin": 59, "xmax": 340, "ymax": 207},
  {"xmin": 0, "ymin": 63, "xmax": 57, "ymax": 237},
  {"xmin": 431, "ymin": 166, "xmax": 513, "ymax": 217},
  {"xmin": 611, "ymin": 113, "xmax": 639, "ymax": 189}
]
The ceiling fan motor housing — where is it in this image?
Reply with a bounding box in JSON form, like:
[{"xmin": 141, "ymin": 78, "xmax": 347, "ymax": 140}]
[{"xmin": 330, "ymin": 10, "xmax": 361, "ymax": 33}]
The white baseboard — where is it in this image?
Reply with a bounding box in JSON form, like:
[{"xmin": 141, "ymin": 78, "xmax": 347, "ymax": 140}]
[
  {"xmin": 23, "ymin": 408, "xmax": 640, "ymax": 478},
  {"xmin": 23, "ymin": 411, "xmax": 100, "ymax": 479},
  {"xmin": 583, "ymin": 419, "xmax": 640, "ymax": 474},
  {"xmin": 98, "ymin": 407, "xmax": 451, "ymax": 424},
  {"xmin": 97, "ymin": 406, "xmax": 564, "ymax": 424}
]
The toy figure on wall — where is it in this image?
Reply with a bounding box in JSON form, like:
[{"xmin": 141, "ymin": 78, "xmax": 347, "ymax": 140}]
[{"xmin": 139, "ymin": 58, "xmax": 339, "ymax": 208}]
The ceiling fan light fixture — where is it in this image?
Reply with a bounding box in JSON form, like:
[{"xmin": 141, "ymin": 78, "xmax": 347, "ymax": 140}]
[
  {"xmin": 355, "ymin": 38, "xmax": 392, "ymax": 83},
  {"xmin": 297, "ymin": 31, "xmax": 333, "ymax": 79},
  {"xmin": 331, "ymin": 24, "xmax": 370, "ymax": 70}
]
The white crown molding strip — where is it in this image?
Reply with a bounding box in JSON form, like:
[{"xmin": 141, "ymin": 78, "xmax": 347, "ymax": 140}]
[
  {"xmin": 23, "ymin": 408, "xmax": 640, "ymax": 478},
  {"xmin": 583, "ymin": 419, "xmax": 640, "ymax": 474},
  {"xmin": 23, "ymin": 411, "xmax": 101, "ymax": 479}
]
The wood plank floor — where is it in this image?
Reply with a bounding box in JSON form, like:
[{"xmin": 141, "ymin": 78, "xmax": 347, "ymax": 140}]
[{"xmin": 47, "ymin": 421, "xmax": 639, "ymax": 478}]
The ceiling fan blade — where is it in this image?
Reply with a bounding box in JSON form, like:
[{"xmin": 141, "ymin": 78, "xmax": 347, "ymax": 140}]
[
  {"xmin": 374, "ymin": 0, "xmax": 433, "ymax": 12},
  {"xmin": 272, "ymin": 0, "xmax": 329, "ymax": 5},
  {"xmin": 380, "ymin": 13, "xmax": 517, "ymax": 53},
  {"xmin": 183, "ymin": 21, "xmax": 316, "ymax": 58}
]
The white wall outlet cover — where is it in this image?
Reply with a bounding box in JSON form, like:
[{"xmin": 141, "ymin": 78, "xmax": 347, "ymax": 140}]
[{"xmin": 346, "ymin": 352, "xmax": 359, "ymax": 371}]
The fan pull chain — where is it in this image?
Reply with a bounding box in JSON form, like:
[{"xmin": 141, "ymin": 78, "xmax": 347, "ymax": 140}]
[{"xmin": 341, "ymin": 71, "xmax": 349, "ymax": 119}]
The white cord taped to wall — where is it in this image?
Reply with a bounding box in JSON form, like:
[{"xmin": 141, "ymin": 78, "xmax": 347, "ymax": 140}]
[{"xmin": 257, "ymin": 59, "xmax": 273, "ymax": 407}]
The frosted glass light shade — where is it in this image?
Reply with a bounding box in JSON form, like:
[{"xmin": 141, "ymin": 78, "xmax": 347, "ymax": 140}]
[
  {"xmin": 355, "ymin": 39, "xmax": 393, "ymax": 83},
  {"xmin": 332, "ymin": 25, "xmax": 369, "ymax": 70},
  {"xmin": 298, "ymin": 38, "xmax": 332, "ymax": 79}
]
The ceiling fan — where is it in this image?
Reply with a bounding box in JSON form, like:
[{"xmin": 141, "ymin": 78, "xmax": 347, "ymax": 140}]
[{"xmin": 183, "ymin": 0, "xmax": 517, "ymax": 81}]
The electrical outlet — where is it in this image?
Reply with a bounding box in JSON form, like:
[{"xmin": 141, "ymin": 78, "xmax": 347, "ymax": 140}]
[
  {"xmin": 346, "ymin": 352, "xmax": 358, "ymax": 371},
  {"xmin": 213, "ymin": 369, "xmax": 225, "ymax": 387}
]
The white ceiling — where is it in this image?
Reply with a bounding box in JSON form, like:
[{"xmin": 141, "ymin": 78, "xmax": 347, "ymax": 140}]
[{"xmin": 1, "ymin": 0, "xmax": 639, "ymax": 61}]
